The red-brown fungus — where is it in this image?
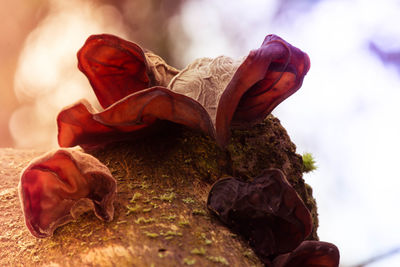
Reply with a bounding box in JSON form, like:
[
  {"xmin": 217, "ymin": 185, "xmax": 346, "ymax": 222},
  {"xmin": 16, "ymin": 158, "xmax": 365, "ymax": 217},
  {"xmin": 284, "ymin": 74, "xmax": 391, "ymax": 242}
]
[
  {"xmin": 78, "ymin": 34, "xmax": 150, "ymax": 108},
  {"xmin": 216, "ymin": 34, "xmax": 310, "ymax": 146},
  {"xmin": 58, "ymin": 34, "xmax": 309, "ymax": 149},
  {"xmin": 77, "ymin": 34, "xmax": 179, "ymax": 109},
  {"xmin": 272, "ymin": 241, "xmax": 340, "ymax": 267},
  {"xmin": 207, "ymin": 169, "xmax": 313, "ymax": 261},
  {"xmin": 18, "ymin": 149, "xmax": 116, "ymax": 238},
  {"xmin": 57, "ymin": 87, "xmax": 215, "ymax": 149}
]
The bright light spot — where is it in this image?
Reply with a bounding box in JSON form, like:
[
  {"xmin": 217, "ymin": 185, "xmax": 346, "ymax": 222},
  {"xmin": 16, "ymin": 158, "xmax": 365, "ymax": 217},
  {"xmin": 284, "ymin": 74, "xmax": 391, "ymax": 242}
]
[{"xmin": 11, "ymin": 0, "xmax": 129, "ymax": 149}]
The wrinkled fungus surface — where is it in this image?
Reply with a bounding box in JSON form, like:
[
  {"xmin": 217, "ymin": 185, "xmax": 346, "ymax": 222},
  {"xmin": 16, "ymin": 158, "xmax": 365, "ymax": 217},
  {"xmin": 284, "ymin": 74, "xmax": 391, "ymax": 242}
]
[
  {"xmin": 18, "ymin": 149, "xmax": 116, "ymax": 238},
  {"xmin": 207, "ymin": 169, "xmax": 312, "ymax": 261},
  {"xmin": 57, "ymin": 33, "xmax": 309, "ymax": 149}
]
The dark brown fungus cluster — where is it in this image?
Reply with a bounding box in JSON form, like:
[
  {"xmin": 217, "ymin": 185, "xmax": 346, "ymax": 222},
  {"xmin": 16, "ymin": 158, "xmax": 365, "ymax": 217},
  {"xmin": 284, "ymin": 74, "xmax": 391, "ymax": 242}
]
[
  {"xmin": 273, "ymin": 241, "xmax": 340, "ymax": 267},
  {"xmin": 18, "ymin": 149, "xmax": 116, "ymax": 238},
  {"xmin": 57, "ymin": 33, "xmax": 310, "ymax": 149},
  {"xmin": 207, "ymin": 169, "xmax": 339, "ymax": 266}
]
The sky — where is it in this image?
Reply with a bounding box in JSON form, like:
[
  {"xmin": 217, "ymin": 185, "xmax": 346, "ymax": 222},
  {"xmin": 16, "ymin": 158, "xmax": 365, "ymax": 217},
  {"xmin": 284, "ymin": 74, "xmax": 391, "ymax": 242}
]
[{"xmin": 6, "ymin": 0, "xmax": 400, "ymax": 266}]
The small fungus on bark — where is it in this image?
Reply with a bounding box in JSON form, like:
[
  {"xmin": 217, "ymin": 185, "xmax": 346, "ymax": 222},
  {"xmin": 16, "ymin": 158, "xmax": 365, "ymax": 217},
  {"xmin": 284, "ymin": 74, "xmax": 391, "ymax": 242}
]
[
  {"xmin": 207, "ymin": 169, "xmax": 313, "ymax": 262},
  {"xmin": 272, "ymin": 241, "xmax": 340, "ymax": 267},
  {"xmin": 57, "ymin": 33, "xmax": 309, "ymax": 149},
  {"xmin": 18, "ymin": 149, "xmax": 117, "ymax": 238}
]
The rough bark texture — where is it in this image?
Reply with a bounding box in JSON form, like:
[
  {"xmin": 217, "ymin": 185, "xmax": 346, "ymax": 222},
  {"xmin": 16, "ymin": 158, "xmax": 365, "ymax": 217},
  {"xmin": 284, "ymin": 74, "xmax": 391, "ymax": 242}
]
[{"xmin": 0, "ymin": 115, "xmax": 318, "ymax": 266}]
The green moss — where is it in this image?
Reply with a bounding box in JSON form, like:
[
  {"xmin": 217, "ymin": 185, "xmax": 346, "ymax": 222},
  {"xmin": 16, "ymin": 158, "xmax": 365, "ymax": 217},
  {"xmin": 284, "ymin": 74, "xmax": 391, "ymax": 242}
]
[
  {"xmin": 240, "ymin": 248, "xmax": 260, "ymax": 263},
  {"xmin": 81, "ymin": 230, "xmax": 93, "ymax": 238},
  {"xmin": 183, "ymin": 258, "xmax": 196, "ymax": 265},
  {"xmin": 206, "ymin": 256, "xmax": 229, "ymax": 265},
  {"xmin": 159, "ymin": 192, "xmax": 176, "ymax": 202},
  {"xmin": 129, "ymin": 192, "xmax": 142, "ymax": 203},
  {"xmin": 182, "ymin": 197, "xmax": 195, "ymax": 204},
  {"xmin": 178, "ymin": 221, "xmax": 190, "ymax": 227},
  {"xmin": 160, "ymin": 231, "xmax": 182, "ymax": 237},
  {"xmin": 161, "ymin": 214, "xmax": 176, "ymax": 221},
  {"xmin": 126, "ymin": 204, "xmax": 141, "ymax": 215},
  {"xmin": 190, "ymin": 247, "xmax": 206, "ymax": 255},
  {"xmin": 204, "ymin": 239, "xmax": 212, "ymax": 245},
  {"xmin": 158, "ymin": 252, "xmax": 166, "ymax": 258},
  {"xmin": 150, "ymin": 202, "xmax": 158, "ymax": 209},
  {"xmin": 142, "ymin": 207, "xmax": 152, "ymax": 213},
  {"xmin": 143, "ymin": 231, "xmax": 159, "ymax": 238},
  {"xmin": 139, "ymin": 181, "xmax": 150, "ymax": 189},
  {"xmin": 302, "ymin": 153, "xmax": 317, "ymax": 173},
  {"xmin": 201, "ymin": 233, "xmax": 212, "ymax": 245}
]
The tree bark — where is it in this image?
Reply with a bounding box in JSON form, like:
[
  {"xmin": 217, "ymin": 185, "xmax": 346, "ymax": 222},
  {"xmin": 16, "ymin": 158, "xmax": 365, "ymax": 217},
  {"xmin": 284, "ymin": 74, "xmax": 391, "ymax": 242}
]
[{"xmin": 0, "ymin": 115, "xmax": 318, "ymax": 266}]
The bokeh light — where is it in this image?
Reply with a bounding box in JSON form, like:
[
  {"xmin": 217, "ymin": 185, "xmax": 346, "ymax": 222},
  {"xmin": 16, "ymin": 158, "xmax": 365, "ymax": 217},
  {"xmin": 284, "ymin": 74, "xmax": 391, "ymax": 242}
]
[{"xmin": 11, "ymin": 0, "xmax": 129, "ymax": 148}]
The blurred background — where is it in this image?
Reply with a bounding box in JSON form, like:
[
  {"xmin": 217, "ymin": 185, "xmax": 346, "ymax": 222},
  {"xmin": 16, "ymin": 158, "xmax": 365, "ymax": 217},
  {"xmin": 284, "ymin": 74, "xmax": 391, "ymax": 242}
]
[{"xmin": 1, "ymin": 0, "xmax": 400, "ymax": 266}]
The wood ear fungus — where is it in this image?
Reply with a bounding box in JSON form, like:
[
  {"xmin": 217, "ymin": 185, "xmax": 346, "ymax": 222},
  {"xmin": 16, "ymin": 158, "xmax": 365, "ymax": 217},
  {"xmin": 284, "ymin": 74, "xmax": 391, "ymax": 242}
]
[
  {"xmin": 207, "ymin": 169, "xmax": 313, "ymax": 261},
  {"xmin": 18, "ymin": 149, "xmax": 116, "ymax": 238}
]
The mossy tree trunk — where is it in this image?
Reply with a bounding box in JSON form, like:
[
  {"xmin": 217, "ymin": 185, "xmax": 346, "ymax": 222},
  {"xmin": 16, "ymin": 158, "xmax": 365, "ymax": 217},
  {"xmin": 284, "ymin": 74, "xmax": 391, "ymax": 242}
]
[{"xmin": 0, "ymin": 115, "xmax": 318, "ymax": 266}]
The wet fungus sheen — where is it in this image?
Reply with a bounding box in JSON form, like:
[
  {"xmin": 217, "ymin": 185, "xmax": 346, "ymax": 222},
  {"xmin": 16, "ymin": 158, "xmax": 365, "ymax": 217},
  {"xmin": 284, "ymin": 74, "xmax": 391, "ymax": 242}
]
[{"xmin": 18, "ymin": 149, "xmax": 116, "ymax": 238}]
